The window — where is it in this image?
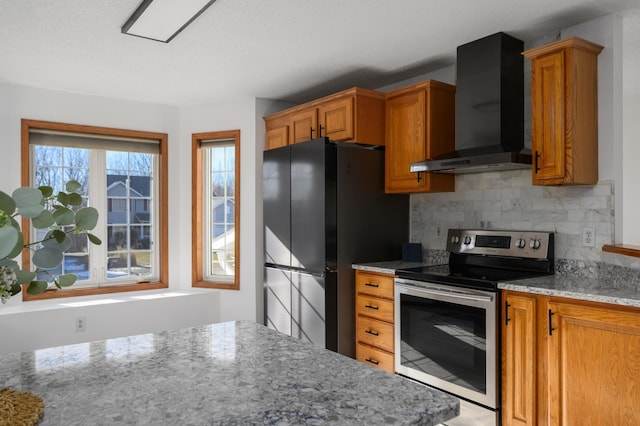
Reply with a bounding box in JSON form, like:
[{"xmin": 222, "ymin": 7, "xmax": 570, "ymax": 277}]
[
  {"xmin": 192, "ymin": 130, "xmax": 240, "ymax": 289},
  {"xmin": 21, "ymin": 119, "xmax": 168, "ymax": 300}
]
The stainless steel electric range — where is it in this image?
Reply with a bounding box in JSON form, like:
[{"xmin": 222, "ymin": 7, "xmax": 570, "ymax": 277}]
[{"xmin": 394, "ymin": 229, "xmax": 554, "ymax": 426}]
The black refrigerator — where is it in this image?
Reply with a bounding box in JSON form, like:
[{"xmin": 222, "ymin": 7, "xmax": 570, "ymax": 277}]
[{"xmin": 263, "ymin": 137, "xmax": 409, "ymax": 358}]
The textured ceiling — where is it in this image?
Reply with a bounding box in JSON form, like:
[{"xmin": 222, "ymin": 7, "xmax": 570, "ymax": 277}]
[{"xmin": 0, "ymin": 0, "xmax": 638, "ymax": 106}]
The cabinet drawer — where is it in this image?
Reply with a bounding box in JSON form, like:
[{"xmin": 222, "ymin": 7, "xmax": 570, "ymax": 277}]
[
  {"xmin": 355, "ymin": 271, "xmax": 394, "ymax": 299},
  {"xmin": 356, "ymin": 343, "xmax": 394, "ymax": 374},
  {"xmin": 356, "ymin": 295, "xmax": 394, "ymax": 322},
  {"xmin": 356, "ymin": 315, "xmax": 394, "ymax": 353}
]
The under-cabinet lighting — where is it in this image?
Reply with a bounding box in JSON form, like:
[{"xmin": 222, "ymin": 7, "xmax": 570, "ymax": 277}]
[{"xmin": 122, "ymin": 0, "xmax": 216, "ymax": 43}]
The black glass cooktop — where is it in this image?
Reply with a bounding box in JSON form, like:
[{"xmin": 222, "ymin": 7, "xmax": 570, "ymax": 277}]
[{"xmin": 395, "ymin": 264, "xmax": 552, "ymax": 292}]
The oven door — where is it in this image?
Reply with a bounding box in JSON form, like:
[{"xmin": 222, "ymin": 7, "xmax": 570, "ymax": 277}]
[{"xmin": 394, "ymin": 278, "xmax": 498, "ymax": 410}]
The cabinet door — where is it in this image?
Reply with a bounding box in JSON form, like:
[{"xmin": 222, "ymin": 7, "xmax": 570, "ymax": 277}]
[
  {"xmin": 266, "ymin": 125, "xmax": 289, "ymax": 150},
  {"xmin": 318, "ymin": 97, "xmax": 353, "ymax": 141},
  {"xmin": 545, "ymin": 301, "xmax": 640, "ymax": 425},
  {"xmin": 502, "ymin": 292, "xmax": 537, "ymax": 426},
  {"xmin": 290, "ymin": 109, "xmax": 318, "ymax": 144},
  {"xmin": 531, "ymin": 50, "xmax": 566, "ymax": 184},
  {"xmin": 385, "ymin": 89, "xmax": 427, "ymax": 192}
]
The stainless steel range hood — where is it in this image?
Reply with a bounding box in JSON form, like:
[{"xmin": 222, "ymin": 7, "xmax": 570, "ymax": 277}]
[{"xmin": 411, "ymin": 32, "xmax": 531, "ymax": 174}]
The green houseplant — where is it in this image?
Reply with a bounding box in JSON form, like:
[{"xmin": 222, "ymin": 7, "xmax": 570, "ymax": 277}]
[{"xmin": 0, "ymin": 180, "xmax": 101, "ymax": 303}]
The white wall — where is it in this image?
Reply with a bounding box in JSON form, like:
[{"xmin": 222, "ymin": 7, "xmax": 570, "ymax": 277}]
[
  {"xmin": 0, "ymin": 81, "xmax": 297, "ymax": 353},
  {"xmin": 0, "ymin": 289, "xmax": 220, "ymax": 355},
  {"xmin": 0, "ymin": 83, "xmax": 221, "ymax": 353},
  {"xmin": 622, "ymin": 10, "xmax": 640, "ymax": 244}
]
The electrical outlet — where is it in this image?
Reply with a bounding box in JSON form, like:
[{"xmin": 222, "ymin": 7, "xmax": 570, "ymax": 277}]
[
  {"xmin": 75, "ymin": 317, "xmax": 87, "ymax": 332},
  {"xmin": 582, "ymin": 227, "xmax": 595, "ymax": 247}
]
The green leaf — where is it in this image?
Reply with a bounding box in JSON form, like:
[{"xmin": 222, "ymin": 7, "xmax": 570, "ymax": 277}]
[
  {"xmin": 26, "ymin": 280, "xmax": 49, "ymax": 295},
  {"xmin": 0, "ymin": 226, "xmax": 19, "ymax": 259},
  {"xmin": 0, "ymin": 191, "xmax": 16, "ymax": 215},
  {"xmin": 87, "ymin": 233, "xmax": 102, "ymax": 245},
  {"xmin": 65, "ymin": 180, "xmax": 82, "ymax": 193},
  {"xmin": 38, "ymin": 186, "xmax": 53, "ymax": 198},
  {"xmin": 0, "ymin": 259, "xmax": 18, "ymax": 268},
  {"xmin": 17, "ymin": 203, "xmax": 45, "ymax": 219},
  {"xmin": 32, "ymin": 246, "xmax": 64, "ymax": 269},
  {"xmin": 10, "ymin": 282, "xmax": 21, "ymax": 296},
  {"xmin": 53, "ymin": 207, "xmax": 75, "ymax": 226},
  {"xmin": 58, "ymin": 274, "xmax": 77, "ymax": 287},
  {"xmin": 32, "ymin": 209, "xmax": 55, "ymax": 229},
  {"xmin": 42, "ymin": 231, "xmax": 71, "ymax": 252},
  {"xmin": 75, "ymin": 207, "xmax": 99, "ymax": 230},
  {"xmin": 68, "ymin": 193, "xmax": 83, "ymax": 206},
  {"xmin": 12, "ymin": 187, "xmax": 43, "ymax": 208},
  {"xmin": 56, "ymin": 191, "xmax": 70, "ymax": 207},
  {"xmin": 52, "ymin": 230, "xmax": 67, "ymax": 244},
  {"xmin": 5, "ymin": 231, "xmax": 24, "ymax": 260},
  {"xmin": 15, "ymin": 269, "xmax": 37, "ymax": 284}
]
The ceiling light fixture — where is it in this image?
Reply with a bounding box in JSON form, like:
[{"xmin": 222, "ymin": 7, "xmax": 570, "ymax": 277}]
[{"xmin": 122, "ymin": 0, "xmax": 216, "ymax": 43}]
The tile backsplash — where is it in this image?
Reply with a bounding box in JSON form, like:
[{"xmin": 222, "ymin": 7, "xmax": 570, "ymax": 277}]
[{"xmin": 410, "ymin": 169, "xmax": 640, "ymax": 273}]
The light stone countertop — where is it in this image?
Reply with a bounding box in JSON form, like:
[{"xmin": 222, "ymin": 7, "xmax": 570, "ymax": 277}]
[
  {"xmin": 499, "ymin": 274, "xmax": 640, "ymax": 308},
  {"xmin": 352, "ymin": 260, "xmax": 437, "ymax": 275},
  {"xmin": 0, "ymin": 320, "xmax": 459, "ymax": 425}
]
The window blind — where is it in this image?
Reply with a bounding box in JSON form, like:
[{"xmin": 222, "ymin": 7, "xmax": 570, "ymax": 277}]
[{"xmin": 29, "ymin": 129, "xmax": 160, "ymax": 154}]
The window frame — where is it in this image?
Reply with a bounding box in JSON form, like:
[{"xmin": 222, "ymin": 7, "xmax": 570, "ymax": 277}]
[
  {"xmin": 192, "ymin": 130, "xmax": 240, "ymax": 290},
  {"xmin": 21, "ymin": 119, "xmax": 169, "ymax": 300}
]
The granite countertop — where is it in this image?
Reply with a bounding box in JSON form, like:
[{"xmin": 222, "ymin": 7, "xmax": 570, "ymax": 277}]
[
  {"xmin": 0, "ymin": 320, "xmax": 459, "ymax": 425},
  {"xmin": 352, "ymin": 260, "xmax": 437, "ymax": 275},
  {"xmin": 500, "ymin": 275, "xmax": 640, "ymax": 308}
]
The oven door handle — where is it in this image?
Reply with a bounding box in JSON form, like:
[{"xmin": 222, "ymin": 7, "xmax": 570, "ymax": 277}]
[{"xmin": 402, "ymin": 286, "xmax": 494, "ymax": 303}]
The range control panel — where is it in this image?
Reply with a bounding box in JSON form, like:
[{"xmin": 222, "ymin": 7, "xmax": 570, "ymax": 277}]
[{"xmin": 446, "ymin": 229, "xmax": 553, "ymax": 259}]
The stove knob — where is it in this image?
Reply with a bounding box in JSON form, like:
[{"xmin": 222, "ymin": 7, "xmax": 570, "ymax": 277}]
[
  {"xmin": 463, "ymin": 236, "xmax": 472, "ymax": 245},
  {"xmin": 529, "ymin": 239, "xmax": 541, "ymax": 249},
  {"xmin": 451, "ymin": 235, "xmax": 460, "ymax": 244},
  {"xmin": 515, "ymin": 239, "xmax": 526, "ymax": 248}
]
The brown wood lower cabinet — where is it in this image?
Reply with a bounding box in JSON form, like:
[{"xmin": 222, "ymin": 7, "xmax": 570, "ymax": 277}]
[
  {"xmin": 502, "ymin": 291, "xmax": 640, "ymax": 426},
  {"xmin": 355, "ymin": 270, "xmax": 395, "ymax": 374}
]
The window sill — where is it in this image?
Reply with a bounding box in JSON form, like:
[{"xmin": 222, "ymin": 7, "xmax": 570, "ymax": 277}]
[
  {"xmin": 602, "ymin": 244, "xmax": 640, "ymax": 258},
  {"xmin": 22, "ymin": 281, "xmax": 168, "ymax": 302},
  {"xmin": 1, "ymin": 287, "xmax": 220, "ymax": 316}
]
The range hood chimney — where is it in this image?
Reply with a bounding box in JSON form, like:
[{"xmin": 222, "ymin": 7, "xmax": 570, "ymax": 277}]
[{"xmin": 411, "ymin": 32, "xmax": 530, "ymax": 174}]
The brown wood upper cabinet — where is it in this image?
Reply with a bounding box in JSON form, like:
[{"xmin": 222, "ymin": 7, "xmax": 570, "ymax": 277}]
[
  {"xmin": 524, "ymin": 37, "xmax": 604, "ymax": 186},
  {"xmin": 263, "ymin": 87, "xmax": 385, "ymax": 150},
  {"xmin": 502, "ymin": 291, "xmax": 640, "ymax": 425},
  {"xmin": 384, "ymin": 80, "xmax": 455, "ymax": 194}
]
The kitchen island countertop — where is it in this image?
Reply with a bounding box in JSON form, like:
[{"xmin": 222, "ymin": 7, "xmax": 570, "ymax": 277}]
[{"xmin": 0, "ymin": 320, "xmax": 459, "ymax": 425}]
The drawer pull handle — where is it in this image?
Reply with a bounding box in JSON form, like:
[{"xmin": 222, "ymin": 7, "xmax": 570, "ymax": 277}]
[
  {"xmin": 364, "ymin": 304, "xmax": 379, "ymax": 310},
  {"xmin": 365, "ymin": 329, "xmax": 379, "ymax": 336},
  {"xmin": 365, "ymin": 282, "xmax": 379, "ymax": 288},
  {"xmin": 365, "ymin": 358, "xmax": 379, "ymax": 365}
]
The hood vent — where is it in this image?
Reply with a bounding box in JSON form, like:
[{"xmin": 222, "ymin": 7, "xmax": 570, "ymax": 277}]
[{"xmin": 411, "ymin": 32, "xmax": 530, "ymax": 174}]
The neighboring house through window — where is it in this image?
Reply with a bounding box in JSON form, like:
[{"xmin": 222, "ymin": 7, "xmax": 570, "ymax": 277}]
[
  {"xmin": 192, "ymin": 130, "xmax": 240, "ymax": 289},
  {"xmin": 21, "ymin": 119, "xmax": 168, "ymax": 300}
]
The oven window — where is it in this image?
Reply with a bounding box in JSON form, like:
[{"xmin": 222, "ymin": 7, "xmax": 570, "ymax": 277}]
[{"xmin": 399, "ymin": 293, "xmax": 487, "ymax": 393}]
